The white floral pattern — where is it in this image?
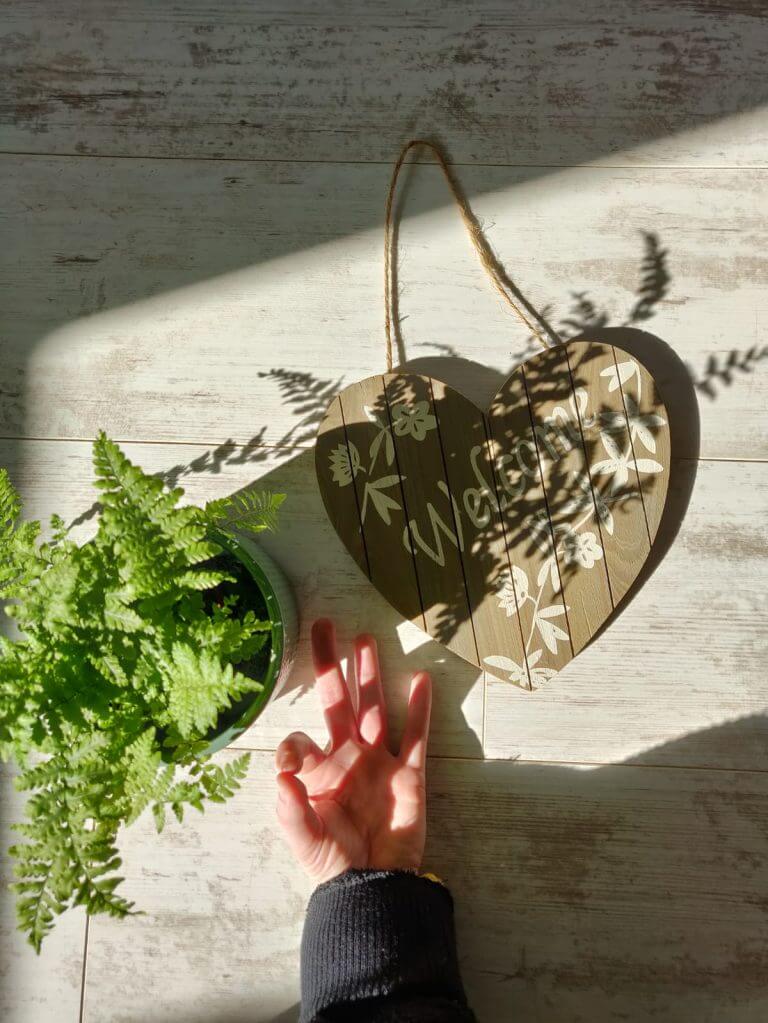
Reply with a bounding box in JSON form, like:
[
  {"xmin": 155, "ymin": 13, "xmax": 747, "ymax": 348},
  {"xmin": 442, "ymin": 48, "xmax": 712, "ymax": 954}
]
[
  {"xmin": 591, "ymin": 432, "xmax": 663, "ymax": 494},
  {"xmin": 561, "ymin": 529, "xmax": 604, "ymax": 569},
  {"xmin": 324, "ymin": 353, "xmax": 667, "ymax": 691},
  {"xmin": 329, "ymin": 442, "xmax": 362, "ymax": 487},
  {"xmin": 485, "ymin": 649, "xmax": 557, "ymax": 689},
  {"xmin": 390, "ymin": 400, "xmax": 437, "ymax": 441},
  {"xmin": 496, "ymin": 565, "xmax": 529, "ymax": 617}
]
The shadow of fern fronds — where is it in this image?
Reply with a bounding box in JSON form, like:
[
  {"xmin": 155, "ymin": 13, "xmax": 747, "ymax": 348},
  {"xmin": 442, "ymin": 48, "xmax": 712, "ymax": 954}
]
[{"xmin": 688, "ymin": 346, "xmax": 768, "ymax": 401}]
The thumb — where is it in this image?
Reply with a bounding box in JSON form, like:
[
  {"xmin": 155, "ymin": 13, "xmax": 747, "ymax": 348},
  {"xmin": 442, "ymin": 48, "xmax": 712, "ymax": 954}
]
[{"xmin": 276, "ymin": 771, "xmax": 323, "ymax": 863}]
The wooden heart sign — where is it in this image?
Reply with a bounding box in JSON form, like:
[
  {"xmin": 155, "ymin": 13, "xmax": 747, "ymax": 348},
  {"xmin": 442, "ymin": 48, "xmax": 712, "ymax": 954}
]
[{"xmin": 315, "ymin": 340, "xmax": 670, "ymax": 689}]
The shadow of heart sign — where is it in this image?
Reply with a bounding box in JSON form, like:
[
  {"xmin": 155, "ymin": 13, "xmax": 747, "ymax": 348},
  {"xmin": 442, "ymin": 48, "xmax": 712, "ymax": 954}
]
[{"xmin": 315, "ymin": 340, "xmax": 670, "ymax": 691}]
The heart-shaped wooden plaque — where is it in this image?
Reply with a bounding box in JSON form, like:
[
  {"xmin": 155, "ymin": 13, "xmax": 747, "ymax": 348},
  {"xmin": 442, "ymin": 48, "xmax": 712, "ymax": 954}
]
[{"xmin": 316, "ymin": 341, "xmax": 669, "ymax": 689}]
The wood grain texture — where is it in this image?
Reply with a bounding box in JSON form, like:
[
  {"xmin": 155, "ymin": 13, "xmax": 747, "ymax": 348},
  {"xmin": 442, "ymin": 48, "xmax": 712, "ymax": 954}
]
[
  {"xmin": 430, "ymin": 755, "xmax": 768, "ymax": 1023},
  {"xmin": 313, "ymin": 394, "xmax": 369, "ymax": 577},
  {"xmin": 336, "ymin": 375, "xmax": 426, "ymax": 628},
  {"xmin": 81, "ymin": 750, "xmax": 312, "ymax": 1023},
  {"xmin": 79, "ymin": 748, "xmax": 768, "ymax": 1022},
  {"xmin": 622, "ymin": 356, "xmax": 673, "ymax": 543},
  {"xmin": 2, "ymin": 155, "xmax": 764, "ymax": 459},
  {"xmin": 0, "ymin": 765, "xmax": 87, "ymax": 1023},
  {"xmin": 2, "ymin": 1, "xmax": 768, "ymax": 165}
]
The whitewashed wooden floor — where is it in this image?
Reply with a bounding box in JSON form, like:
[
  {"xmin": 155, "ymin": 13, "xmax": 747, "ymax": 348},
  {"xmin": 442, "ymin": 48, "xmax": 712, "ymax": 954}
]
[{"xmin": 2, "ymin": 4, "xmax": 768, "ymax": 1021}]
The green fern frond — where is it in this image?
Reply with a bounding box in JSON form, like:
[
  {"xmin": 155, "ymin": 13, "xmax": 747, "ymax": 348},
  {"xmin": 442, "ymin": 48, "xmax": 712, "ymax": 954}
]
[
  {"xmin": 1, "ymin": 434, "xmax": 275, "ymax": 950},
  {"xmin": 205, "ymin": 490, "xmax": 285, "ymax": 535},
  {"xmin": 164, "ymin": 644, "xmax": 238, "ymax": 739}
]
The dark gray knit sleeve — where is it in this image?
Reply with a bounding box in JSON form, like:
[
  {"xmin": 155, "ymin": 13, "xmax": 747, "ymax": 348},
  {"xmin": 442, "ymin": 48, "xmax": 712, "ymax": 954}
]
[{"xmin": 299, "ymin": 869, "xmax": 474, "ymax": 1023}]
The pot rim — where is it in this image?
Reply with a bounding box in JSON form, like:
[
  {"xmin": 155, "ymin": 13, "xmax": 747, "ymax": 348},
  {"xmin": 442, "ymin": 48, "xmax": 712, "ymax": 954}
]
[{"xmin": 199, "ymin": 526, "xmax": 286, "ymax": 756}]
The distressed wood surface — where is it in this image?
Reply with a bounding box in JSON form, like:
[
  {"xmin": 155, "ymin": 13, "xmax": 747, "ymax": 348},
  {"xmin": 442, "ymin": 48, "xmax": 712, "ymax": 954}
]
[
  {"xmin": 2, "ymin": 155, "xmax": 766, "ymax": 459},
  {"xmin": 80, "ymin": 748, "xmax": 768, "ymax": 1022},
  {"xmin": 81, "ymin": 750, "xmax": 313, "ymax": 1023},
  {"xmin": 1, "ymin": 438, "xmax": 766, "ymax": 773},
  {"xmin": 2, "ymin": 5, "xmax": 768, "ymax": 1016},
  {"xmin": 433, "ymin": 754, "xmax": 768, "ymax": 1023},
  {"xmin": 2, "ymin": 1, "xmax": 768, "ymax": 166},
  {"xmin": 0, "ymin": 765, "xmax": 87, "ymax": 1023}
]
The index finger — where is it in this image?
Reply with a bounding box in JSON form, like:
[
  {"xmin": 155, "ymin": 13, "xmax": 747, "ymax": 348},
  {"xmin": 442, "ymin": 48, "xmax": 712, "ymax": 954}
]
[
  {"xmin": 398, "ymin": 671, "xmax": 432, "ymax": 771},
  {"xmin": 311, "ymin": 618, "xmax": 359, "ymax": 750}
]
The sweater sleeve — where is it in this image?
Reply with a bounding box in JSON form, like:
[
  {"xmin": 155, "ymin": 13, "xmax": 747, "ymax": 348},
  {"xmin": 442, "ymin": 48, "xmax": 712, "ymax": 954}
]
[{"xmin": 299, "ymin": 868, "xmax": 475, "ymax": 1023}]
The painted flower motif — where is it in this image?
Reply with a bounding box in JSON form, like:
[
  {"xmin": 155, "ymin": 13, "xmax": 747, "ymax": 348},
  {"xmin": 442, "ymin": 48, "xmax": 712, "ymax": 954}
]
[
  {"xmin": 591, "ymin": 432, "xmax": 662, "ymax": 494},
  {"xmin": 599, "ymin": 394, "xmax": 667, "ymax": 454},
  {"xmin": 496, "ymin": 565, "xmax": 529, "ymax": 617},
  {"xmin": 561, "ymin": 529, "xmax": 603, "ymax": 569},
  {"xmin": 390, "ymin": 401, "xmax": 437, "ymax": 441},
  {"xmin": 329, "ymin": 442, "xmax": 362, "ymax": 487}
]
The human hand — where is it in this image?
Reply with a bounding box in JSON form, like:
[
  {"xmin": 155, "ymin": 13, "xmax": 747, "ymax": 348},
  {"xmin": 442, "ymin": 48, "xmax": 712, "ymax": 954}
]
[{"xmin": 275, "ymin": 618, "xmax": 432, "ymax": 883}]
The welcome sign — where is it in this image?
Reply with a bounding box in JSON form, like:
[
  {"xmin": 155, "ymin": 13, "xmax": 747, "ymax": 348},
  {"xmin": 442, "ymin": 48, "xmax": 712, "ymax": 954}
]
[{"xmin": 316, "ymin": 340, "xmax": 670, "ymax": 690}]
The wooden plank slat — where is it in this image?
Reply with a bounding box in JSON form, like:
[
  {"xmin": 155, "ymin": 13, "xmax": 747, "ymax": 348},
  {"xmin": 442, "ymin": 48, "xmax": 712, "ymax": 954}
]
[
  {"xmin": 616, "ymin": 355, "xmax": 672, "ymax": 543},
  {"xmin": 430, "ymin": 756, "xmax": 768, "ymax": 1023},
  {"xmin": 79, "ymin": 750, "xmax": 768, "ymax": 1023},
  {"xmin": 2, "ymin": 2, "xmax": 768, "ymax": 166},
  {"xmin": 314, "ymin": 394, "xmax": 369, "ymax": 578},
  {"xmin": 383, "ymin": 373, "xmax": 478, "ymax": 666},
  {"xmin": 565, "ymin": 341, "xmax": 652, "ymax": 606},
  {"xmin": 335, "ymin": 375, "xmax": 426, "ymax": 630},
  {"xmin": 522, "ymin": 345, "xmax": 614, "ymax": 655},
  {"xmin": 486, "ymin": 367, "xmax": 573, "ymax": 687},
  {"xmin": 430, "ymin": 379, "xmax": 530, "ymax": 688}
]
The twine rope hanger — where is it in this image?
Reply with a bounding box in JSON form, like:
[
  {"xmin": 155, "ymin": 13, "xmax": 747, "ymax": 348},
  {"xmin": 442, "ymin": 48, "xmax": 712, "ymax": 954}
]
[{"xmin": 383, "ymin": 138, "xmax": 555, "ymax": 372}]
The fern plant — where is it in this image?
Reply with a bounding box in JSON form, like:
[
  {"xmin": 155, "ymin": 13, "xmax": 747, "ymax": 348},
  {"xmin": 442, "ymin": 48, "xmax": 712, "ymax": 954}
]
[{"xmin": 0, "ymin": 433, "xmax": 285, "ymax": 951}]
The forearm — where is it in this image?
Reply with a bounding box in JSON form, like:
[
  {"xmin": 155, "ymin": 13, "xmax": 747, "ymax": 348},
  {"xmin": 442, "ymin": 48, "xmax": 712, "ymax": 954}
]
[{"xmin": 300, "ymin": 869, "xmax": 475, "ymax": 1023}]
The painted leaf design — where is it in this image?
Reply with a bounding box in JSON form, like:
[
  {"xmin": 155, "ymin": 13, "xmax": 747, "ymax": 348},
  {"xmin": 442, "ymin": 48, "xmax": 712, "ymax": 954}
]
[
  {"xmin": 483, "ymin": 654, "xmax": 527, "ymax": 687},
  {"xmin": 601, "ymin": 359, "xmax": 638, "ymax": 392},
  {"xmin": 534, "ymin": 604, "xmax": 569, "ymax": 654},
  {"xmin": 365, "ymin": 405, "xmax": 395, "ymax": 468},
  {"xmin": 362, "ymin": 476, "xmax": 402, "ymax": 525},
  {"xmin": 536, "ymin": 556, "xmax": 561, "ymax": 593},
  {"xmin": 634, "ymin": 458, "xmax": 663, "ymax": 475},
  {"xmin": 511, "ymin": 564, "xmax": 529, "ymax": 603}
]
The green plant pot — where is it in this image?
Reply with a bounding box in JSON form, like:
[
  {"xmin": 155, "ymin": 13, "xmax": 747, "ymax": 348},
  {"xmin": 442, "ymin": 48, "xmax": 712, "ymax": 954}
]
[{"xmin": 201, "ymin": 527, "xmax": 299, "ymax": 755}]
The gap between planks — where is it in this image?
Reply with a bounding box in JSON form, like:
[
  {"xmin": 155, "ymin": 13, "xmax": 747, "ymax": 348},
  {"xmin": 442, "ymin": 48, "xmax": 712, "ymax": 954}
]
[
  {"xmin": 1, "ymin": 436, "xmax": 764, "ymax": 467},
  {"xmin": 3, "ymin": 149, "xmax": 768, "ymax": 171},
  {"xmin": 234, "ymin": 744, "xmax": 768, "ymax": 777}
]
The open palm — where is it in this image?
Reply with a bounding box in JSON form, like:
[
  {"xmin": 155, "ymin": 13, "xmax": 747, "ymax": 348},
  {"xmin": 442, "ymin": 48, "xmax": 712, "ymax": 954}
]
[{"xmin": 275, "ymin": 619, "xmax": 432, "ymax": 883}]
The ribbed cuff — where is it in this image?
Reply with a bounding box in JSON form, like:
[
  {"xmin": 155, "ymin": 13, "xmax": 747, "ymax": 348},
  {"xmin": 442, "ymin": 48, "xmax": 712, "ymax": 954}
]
[{"xmin": 299, "ymin": 869, "xmax": 468, "ymax": 1023}]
